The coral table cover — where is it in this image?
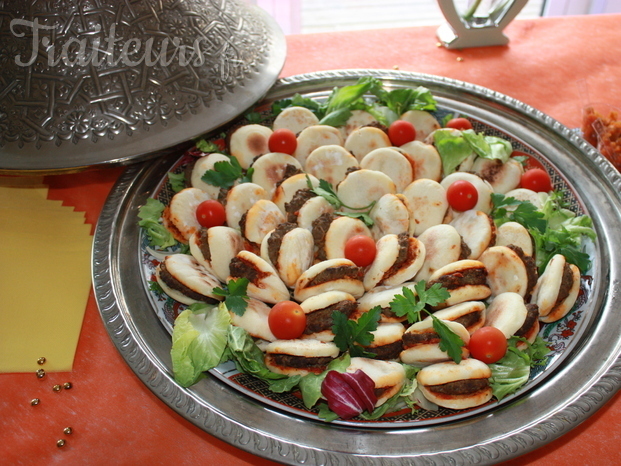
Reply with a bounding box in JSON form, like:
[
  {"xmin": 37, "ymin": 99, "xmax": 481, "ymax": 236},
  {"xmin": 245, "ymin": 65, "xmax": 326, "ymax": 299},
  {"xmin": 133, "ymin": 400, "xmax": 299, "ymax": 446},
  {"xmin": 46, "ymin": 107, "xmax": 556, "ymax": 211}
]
[{"xmin": 2, "ymin": 13, "xmax": 621, "ymax": 466}]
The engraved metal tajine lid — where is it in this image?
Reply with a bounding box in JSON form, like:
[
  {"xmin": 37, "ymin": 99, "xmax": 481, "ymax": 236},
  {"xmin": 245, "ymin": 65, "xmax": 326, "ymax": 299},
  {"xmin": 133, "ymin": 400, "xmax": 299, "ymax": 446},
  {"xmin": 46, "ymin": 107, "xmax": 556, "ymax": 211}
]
[{"xmin": 0, "ymin": 0, "xmax": 286, "ymax": 174}]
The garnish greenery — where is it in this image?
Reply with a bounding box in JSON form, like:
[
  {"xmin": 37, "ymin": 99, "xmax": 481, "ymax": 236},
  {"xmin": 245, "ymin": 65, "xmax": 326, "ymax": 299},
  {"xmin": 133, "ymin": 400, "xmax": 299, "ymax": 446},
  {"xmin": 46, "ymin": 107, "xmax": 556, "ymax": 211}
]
[
  {"xmin": 332, "ymin": 306, "xmax": 382, "ymax": 357},
  {"xmin": 244, "ymin": 111, "xmax": 263, "ymax": 124},
  {"xmin": 201, "ymin": 155, "xmax": 254, "ymax": 189},
  {"xmin": 430, "ymin": 314, "xmax": 465, "ymax": 364},
  {"xmin": 212, "ymin": 278, "xmax": 250, "ymax": 316},
  {"xmin": 167, "ymin": 171, "xmax": 186, "ymax": 193},
  {"xmin": 389, "ymin": 282, "xmax": 464, "ymax": 363},
  {"xmin": 272, "ymin": 76, "xmax": 437, "ymax": 128},
  {"xmin": 137, "ymin": 198, "xmax": 176, "ymax": 249},
  {"xmin": 492, "ymin": 192, "xmax": 596, "ymax": 274},
  {"xmin": 489, "ymin": 336, "xmax": 550, "ymax": 401},
  {"xmin": 491, "ymin": 194, "xmax": 547, "ymax": 233},
  {"xmin": 433, "ymin": 128, "xmax": 513, "ymax": 177},
  {"xmin": 306, "ymin": 175, "xmax": 376, "ymax": 227},
  {"xmin": 196, "ymin": 138, "xmax": 223, "ymax": 154},
  {"xmin": 389, "ymin": 282, "xmax": 450, "ymax": 324}
]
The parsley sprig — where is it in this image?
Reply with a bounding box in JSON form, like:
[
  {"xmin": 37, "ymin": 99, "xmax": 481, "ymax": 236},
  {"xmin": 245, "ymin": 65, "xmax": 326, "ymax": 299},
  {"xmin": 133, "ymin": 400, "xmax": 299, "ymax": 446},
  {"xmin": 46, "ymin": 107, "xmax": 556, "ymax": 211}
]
[
  {"xmin": 213, "ymin": 278, "xmax": 250, "ymax": 316},
  {"xmin": 332, "ymin": 306, "xmax": 381, "ymax": 357},
  {"xmin": 491, "ymin": 194, "xmax": 547, "ymax": 233},
  {"xmin": 201, "ymin": 156, "xmax": 254, "ymax": 189},
  {"xmin": 389, "ymin": 282, "xmax": 450, "ymax": 323},
  {"xmin": 389, "ymin": 282, "xmax": 465, "ymax": 363},
  {"xmin": 306, "ymin": 176, "xmax": 376, "ymax": 227}
]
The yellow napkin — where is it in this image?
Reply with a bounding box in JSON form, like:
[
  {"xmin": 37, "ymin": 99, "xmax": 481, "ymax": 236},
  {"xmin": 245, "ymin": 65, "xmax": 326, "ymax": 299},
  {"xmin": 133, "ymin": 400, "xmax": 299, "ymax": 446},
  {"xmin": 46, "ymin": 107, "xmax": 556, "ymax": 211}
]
[{"xmin": 0, "ymin": 176, "xmax": 93, "ymax": 372}]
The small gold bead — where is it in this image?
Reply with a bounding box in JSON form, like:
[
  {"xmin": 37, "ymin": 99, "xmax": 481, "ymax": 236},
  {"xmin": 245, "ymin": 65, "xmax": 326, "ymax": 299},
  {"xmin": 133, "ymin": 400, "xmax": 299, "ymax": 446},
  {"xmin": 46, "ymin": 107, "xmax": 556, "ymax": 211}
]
[
  {"xmin": 37, "ymin": 357, "xmax": 46, "ymax": 365},
  {"xmin": 63, "ymin": 382, "xmax": 72, "ymax": 390},
  {"xmin": 57, "ymin": 439, "xmax": 66, "ymax": 447},
  {"xmin": 436, "ymin": 42, "xmax": 442, "ymax": 47},
  {"xmin": 63, "ymin": 427, "xmax": 73, "ymax": 435},
  {"xmin": 36, "ymin": 368, "xmax": 46, "ymax": 379},
  {"xmin": 53, "ymin": 384, "xmax": 62, "ymax": 392},
  {"xmin": 456, "ymin": 57, "xmax": 464, "ymax": 62},
  {"xmin": 31, "ymin": 398, "xmax": 40, "ymax": 406}
]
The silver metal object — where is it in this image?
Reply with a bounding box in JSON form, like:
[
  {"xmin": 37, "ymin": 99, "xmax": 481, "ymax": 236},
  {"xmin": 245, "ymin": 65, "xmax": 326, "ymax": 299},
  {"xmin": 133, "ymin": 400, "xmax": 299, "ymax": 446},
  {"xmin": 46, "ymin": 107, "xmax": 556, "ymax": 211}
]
[
  {"xmin": 93, "ymin": 69, "xmax": 621, "ymax": 464},
  {"xmin": 437, "ymin": 0, "xmax": 528, "ymax": 49},
  {"xmin": 0, "ymin": 0, "xmax": 286, "ymax": 174}
]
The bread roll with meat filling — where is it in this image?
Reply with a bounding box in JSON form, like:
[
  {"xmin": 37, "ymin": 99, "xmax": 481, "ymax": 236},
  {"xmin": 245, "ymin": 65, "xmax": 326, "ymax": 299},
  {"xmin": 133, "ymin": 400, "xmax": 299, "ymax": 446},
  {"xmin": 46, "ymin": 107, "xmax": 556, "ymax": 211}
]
[
  {"xmin": 450, "ymin": 210, "xmax": 496, "ymax": 260},
  {"xmin": 336, "ymin": 169, "xmax": 396, "ymax": 212},
  {"xmin": 354, "ymin": 283, "xmax": 417, "ymax": 324},
  {"xmin": 229, "ymin": 298, "xmax": 277, "ymax": 342},
  {"xmin": 479, "ymin": 245, "xmax": 538, "ymax": 299},
  {"xmin": 250, "ymin": 152, "xmax": 303, "ymax": 197},
  {"xmin": 369, "ymin": 193, "xmax": 411, "ymax": 240},
  {"xmin": 364, "ymin": 233, "xmax": 426, "ymax": 291},
  {"xmin": 414, "ymin": 224, "xmax": 464, "ymax": 282},
  {"xmin": 190, "ymin": 153, "xmax": 231, "ymax": 197},
  {"xmin": 294, "ymin": 258, "xmax": 364, "ymax": 302},
  {"xmin": 398, "ymin": 140, "xmax": 442, "ymax": 182},
  {"xmin": 162, "ymin": 187, "xmax": 213, "ymax": 243},
  {"xmin": 228, "ymin": 250, "xmax": 290, "ymax": 304},
  {"xmin": 472, "ymin": 157, "xmax": 523, "ymax": 194},
  {"xmin": 400, "ymin": 110, "xmax": 441, "ymax": 141},
  {"xmin": 530, "ymin": 254, "xmax": 581, "ymax": 323},
  {"xmin": 417, "ymin": 358, "xmax": 493, "ymax": 410},
  {"xmin": 299, "ymin": 291, "xmax": 357, "ymax": 342},
  {"xmin": 344, "ymin": 126, "xmax": 391, "ymax": 161},
  {"xmin": 264, "ymin": 339, "xmax": 340, "ymax": 376},
  {"xmin": 156, "ymin": 254, "xmax": 222, "ymax": 305},
  {"xmin": 346, "ymin": 357, "xmax": 406, "ymax": 407},
  {"xmin": 260, "ymin": 223, "xmax": 314, "ymax": 288},
  {"xmin": 272, "ymin": 106, "xmax": 319, "ymax": 134},
  {"xmin": 293, "ymin": 125, "xmax": 343, "ymax": 166},
  {"xmin": 229, "ymin": 124, "xmax": 272, "ymax": 169},
  {"xmin": 427, "ymin": 260, "xmax": 492, "ymax": 308},
  {"xmin": 360, "ymin": 147, "xmax": 414, "ymax": 192},
  {"xmin": 188, "ymin": 226, "xmax": 244, "ymax": 282},
  {"xmin": 402, "ymin": 179, "xmax": 448, "ymax": 236},
  {"xmin": 304, "ymin": 145, "xmax": 359, "ymax": 187},
  {"xmin": 400, "ymin": 319, "xmax": 470, "ymax": 366}
]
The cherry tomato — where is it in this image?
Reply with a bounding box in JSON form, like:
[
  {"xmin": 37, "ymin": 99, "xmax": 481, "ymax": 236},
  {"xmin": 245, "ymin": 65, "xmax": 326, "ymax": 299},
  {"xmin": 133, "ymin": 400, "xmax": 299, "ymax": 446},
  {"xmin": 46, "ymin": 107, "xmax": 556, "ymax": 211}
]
[
  {"xmin": 468, "ymin": 326, "xmax": 508, "ymax": 364},
  {"xmin": 520, "ymin": 168, "xmax": 553, "ymax": 193},
  {"xmin": 344, "ymin": 235, "xmax": 377, "ymax": 267},
  {"xmin": 510, "ymin": 150, "xmax": 545, "ymax": 171},
  {"xmin": 445, "ymin": 117, "xmax": 473, "ymax": 131},
  {"xmin": 388, "ymin": 120, "xmax": 416, "ymax": 146},
  {"xmin": 268, "ymin": 128, "xmax": 297, "ymax": 155},
  {"xmin": 446, "ymin": 180, "xmax": 478, "ymax": 212},
  {"xmin": 268, "ymin": 301, "xmax": 307, "ymax": 340},
  {"xmin": 196, "ymin": 199, "xmax": 226, "ymax": 228}
]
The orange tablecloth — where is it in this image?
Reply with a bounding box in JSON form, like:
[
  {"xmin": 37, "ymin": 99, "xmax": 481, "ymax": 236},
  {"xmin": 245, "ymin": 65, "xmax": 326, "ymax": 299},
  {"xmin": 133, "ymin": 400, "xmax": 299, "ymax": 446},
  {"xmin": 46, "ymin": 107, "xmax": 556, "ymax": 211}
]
[{"xmin": 2, "ymin": 13, "xmax": 621, "ymax": 465}]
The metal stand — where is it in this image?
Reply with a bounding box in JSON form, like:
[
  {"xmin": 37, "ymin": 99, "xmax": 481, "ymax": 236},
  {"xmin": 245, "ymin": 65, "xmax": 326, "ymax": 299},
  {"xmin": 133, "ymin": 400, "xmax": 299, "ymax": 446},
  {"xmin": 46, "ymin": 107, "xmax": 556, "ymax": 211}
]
[{"xmin": 436, "ymin": 0, "xmax": 528, "ymax": 49}]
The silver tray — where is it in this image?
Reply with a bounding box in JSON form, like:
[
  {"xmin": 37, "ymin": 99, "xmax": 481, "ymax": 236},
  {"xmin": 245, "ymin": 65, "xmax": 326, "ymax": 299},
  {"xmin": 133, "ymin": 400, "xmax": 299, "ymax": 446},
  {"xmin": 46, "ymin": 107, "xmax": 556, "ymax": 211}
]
[{"xmin": 93, "ymin": 69, "xmax": 621, "ymax": 464}]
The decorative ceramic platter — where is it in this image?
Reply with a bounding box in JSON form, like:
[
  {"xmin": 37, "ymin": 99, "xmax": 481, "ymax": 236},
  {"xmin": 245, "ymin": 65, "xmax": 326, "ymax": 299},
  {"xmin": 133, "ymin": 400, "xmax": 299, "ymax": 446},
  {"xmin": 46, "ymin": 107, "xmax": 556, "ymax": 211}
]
[{"xmin": 93, "ymin": 70, "xmax": 621, "ymax": 464}]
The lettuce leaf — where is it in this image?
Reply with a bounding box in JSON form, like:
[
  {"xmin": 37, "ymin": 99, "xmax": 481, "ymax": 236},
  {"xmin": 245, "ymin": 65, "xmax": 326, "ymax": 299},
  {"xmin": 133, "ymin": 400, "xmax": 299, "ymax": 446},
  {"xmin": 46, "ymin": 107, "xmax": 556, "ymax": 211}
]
[
  {"xmin": 226, "ymin": 325, "xmax": 288, "ymax": 381},
  {"xmin": 170, "ymin": 302, "xmax": 231, "ymax": 388},
  {"xmin": 138, "ymin": 198, "xmax": 176, "ymax": 249},
  {"xmin": 489, "ymin": 336, "xmax": 550, "ymax": 401},
  {"xmin": 298, "ymin": 354, "xmax": 351, "ymax": 409},
  {"xmin": 433, "ymin": 129, "xmax": 474, "ymax": 176}
]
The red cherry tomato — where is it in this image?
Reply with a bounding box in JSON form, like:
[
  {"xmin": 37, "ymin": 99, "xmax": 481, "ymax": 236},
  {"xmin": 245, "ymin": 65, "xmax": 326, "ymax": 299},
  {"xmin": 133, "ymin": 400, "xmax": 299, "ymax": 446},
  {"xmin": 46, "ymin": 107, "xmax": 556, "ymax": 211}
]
[
  {"xmin": 511, "ymin": 150, "xmax": 545, "ymax": 171},
  {"xmin": 468, "ymin": 326, "xmax": 508, "ymax": 364},
  {"xmin": 445, "ymin": 117, "xmax": 473, "ymax": 131},
  {"xmin": 196, "ymin": 200, "xmax": 226, "ymax": 228},
  {"xmin": 388, "ymin": 120, "xmax": 416, "ymax": 146},
  {"xmin": 446, "ymin": 180, "xmax": 478, "ymax": 212},
  {"xmin": 268, "ymin": 301, "xmax": 307, "ymax": 340},
  {"xmin": 268, "ymin": 128, "xmax": 297, "ymax": 155},
  {"xmin": 344, "ymin": 235, "xmax": 377, "ymax": 267},
  {"xmin": 520, "ymin": 168, "xmax": 553, "ymax": 193}
]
